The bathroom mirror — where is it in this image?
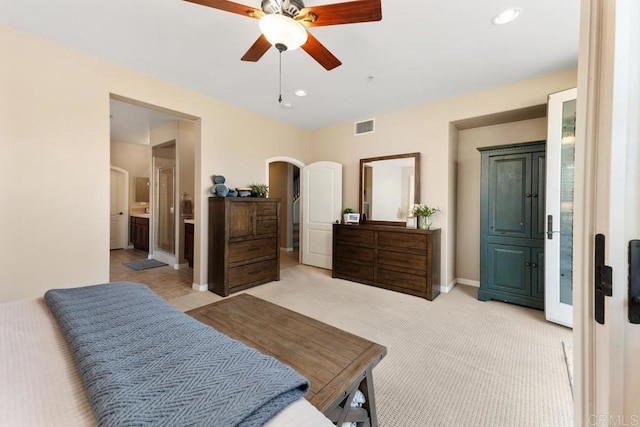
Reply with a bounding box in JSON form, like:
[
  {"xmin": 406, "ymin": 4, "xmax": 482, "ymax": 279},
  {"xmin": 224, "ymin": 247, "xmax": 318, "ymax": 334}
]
[
  {"xmin": 359, "ymin": 152, "xmax": 420, "ymax": 225},
  {"xmin": 135, "ymin": 177, "xmax": 150, "ymax": 203}
]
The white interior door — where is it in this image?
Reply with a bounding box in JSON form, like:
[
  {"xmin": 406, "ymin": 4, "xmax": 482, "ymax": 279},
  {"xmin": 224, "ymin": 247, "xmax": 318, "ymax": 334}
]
[
  {"xmin": 545, "ymin": 87, "xmax": 577, "ymax": 327},
  {"xmin": 301, "ymin": 161, "xmax": 342, "ymax": 269},
  {"xmin": 110, "ymin": 168, "xmax": 127, "ymax": 250}
]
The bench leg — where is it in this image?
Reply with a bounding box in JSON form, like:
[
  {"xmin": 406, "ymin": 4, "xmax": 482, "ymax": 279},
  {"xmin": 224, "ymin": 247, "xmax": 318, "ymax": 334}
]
[{"xmin": 360, "ymin": 367, "xmax": 379, "ymax": 427}]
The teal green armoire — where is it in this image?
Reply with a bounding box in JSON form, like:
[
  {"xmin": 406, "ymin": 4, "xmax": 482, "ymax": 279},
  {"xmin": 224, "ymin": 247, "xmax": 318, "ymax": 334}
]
[{"xmin": 478, "ymin": 141, "xmax": 546, "ymax": 309}]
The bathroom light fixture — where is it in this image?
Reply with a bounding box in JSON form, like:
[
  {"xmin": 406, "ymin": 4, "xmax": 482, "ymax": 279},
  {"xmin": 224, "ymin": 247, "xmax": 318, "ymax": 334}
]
[
  {"xmin": 492, "ymin": 8, "xmax": 522, "ymax": 25},
  {"xmin": 294, "ymin": 89, "xmax": 307, "ymax": 97},
  {"xmin": 259, "ymin": 14, "xmax": 308, "ymax": 51}
]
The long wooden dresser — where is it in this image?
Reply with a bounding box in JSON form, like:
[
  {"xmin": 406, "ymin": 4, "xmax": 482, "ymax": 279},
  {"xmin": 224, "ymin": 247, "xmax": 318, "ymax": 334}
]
[
  {"xmin": 332, "ymin": 223, "xmax": 441, "ymax": 300},
  {"xmin": 208, "ymin": 197, "xmax": 280, "ymax": 297}
]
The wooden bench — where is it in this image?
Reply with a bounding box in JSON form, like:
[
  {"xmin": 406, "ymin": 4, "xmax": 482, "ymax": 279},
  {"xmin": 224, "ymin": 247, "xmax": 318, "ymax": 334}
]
[{"xmin": 187, "ymin": 294, "xmax": 387, "ymax": 426}]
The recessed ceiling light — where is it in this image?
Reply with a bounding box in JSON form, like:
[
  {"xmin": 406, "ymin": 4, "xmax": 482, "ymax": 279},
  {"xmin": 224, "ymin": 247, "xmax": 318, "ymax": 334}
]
[
  {"xmin": 281, "ymin": 102, "xmax": 293, "ymax": 109},
  {"xmin": 492, "ymin": 8, "xmax": 521, "ymax": 25},
  {"xmin": 294, "ymin": 89, "xmax": 307, "ymax": 97}
]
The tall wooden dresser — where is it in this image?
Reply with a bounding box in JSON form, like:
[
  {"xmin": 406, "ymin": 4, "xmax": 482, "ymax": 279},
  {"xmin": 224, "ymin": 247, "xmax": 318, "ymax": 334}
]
[
  {"xmin": 332, "ymin": 223, "xmax": 441, "ymax": 300},
  {"xmin": 208, "ymin": 197, "xmax": 280, "ymax": 297},
  {"xmin": 478, "ymin": 141, "xmax": 546, "ymax": 309}
]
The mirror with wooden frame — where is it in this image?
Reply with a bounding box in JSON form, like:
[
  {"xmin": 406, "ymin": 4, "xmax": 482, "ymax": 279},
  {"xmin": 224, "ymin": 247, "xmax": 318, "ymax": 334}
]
[{"xmin": 359, "ymin": 152, "xmax": 420, "ymax": 226}]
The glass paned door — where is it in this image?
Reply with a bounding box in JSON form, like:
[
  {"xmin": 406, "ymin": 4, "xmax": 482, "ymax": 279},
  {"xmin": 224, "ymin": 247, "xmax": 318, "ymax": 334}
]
[{"xmin": 545, "ymin": 87, "xmax": 577, "ymax": 327}]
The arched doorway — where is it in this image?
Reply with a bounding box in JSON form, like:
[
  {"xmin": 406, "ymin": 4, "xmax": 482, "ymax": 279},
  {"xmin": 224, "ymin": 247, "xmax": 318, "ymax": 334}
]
[{"xmin": 266, "ymin": 157, "xmax": 305, "ymax": 268}]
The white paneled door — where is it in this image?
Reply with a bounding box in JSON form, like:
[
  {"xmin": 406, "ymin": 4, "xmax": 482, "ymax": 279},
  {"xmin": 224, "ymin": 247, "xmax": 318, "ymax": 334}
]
[
  {"xmin": 110, "ymin": 168, "xmax": 127, "ymax": 250},
  {"xmin": 301, "ymin": 161, "xmax": 342, "ymax": 269}
]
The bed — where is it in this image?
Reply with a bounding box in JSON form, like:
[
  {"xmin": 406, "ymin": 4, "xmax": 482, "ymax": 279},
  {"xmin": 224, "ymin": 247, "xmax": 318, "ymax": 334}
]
[{"xmin": 0, "ymin": 282, "xmax": 333, "ymax": 426}]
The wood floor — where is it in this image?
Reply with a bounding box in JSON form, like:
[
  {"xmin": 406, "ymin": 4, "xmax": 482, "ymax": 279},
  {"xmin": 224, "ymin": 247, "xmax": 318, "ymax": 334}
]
[{"xmin": 109, "ymin": 248, "xmax": 300, "ymax": 303}]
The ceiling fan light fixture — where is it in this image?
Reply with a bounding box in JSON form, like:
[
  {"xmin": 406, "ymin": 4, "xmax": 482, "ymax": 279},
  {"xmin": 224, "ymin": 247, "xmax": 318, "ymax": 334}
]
[
  {"xmin": 259, "ymin": 14, "xmax": 308, "ymax": 51},
  {"xmin": 492, "ymin": 8, "xmax": 522, "ymax": 25}
]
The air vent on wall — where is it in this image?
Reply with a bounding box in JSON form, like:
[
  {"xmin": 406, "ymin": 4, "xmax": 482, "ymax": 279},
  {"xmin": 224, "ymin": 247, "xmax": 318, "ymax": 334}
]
[{"xmin": 354, "ymin": 119, "xmax": 375, "ymax": 136}]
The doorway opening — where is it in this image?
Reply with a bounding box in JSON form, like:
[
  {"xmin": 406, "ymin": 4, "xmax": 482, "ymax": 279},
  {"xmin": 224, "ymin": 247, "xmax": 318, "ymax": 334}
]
[
  {"xmin": 267, "ymin": 158, "xmax": 304, "ymax": 270},
  {"xmin": 109, "ymin": 95, "xmax": 199, "ymax": 292}
]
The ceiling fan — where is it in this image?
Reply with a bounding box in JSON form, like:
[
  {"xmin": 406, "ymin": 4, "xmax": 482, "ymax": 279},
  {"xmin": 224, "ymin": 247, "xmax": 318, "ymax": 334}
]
[{"xmin": 184, "ymin": 0, "xmax": 382, "ymax": 70}]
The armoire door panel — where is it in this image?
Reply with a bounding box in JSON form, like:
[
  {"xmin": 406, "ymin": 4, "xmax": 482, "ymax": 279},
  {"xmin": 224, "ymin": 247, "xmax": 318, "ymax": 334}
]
[
  {"xmin": 488, "ymin": 154, "xmax": 531, "ymax": 238},
  {"xmin": 486, "ymin": 244, "xmax": 530, "ymax": 296},
  {"xmin": 532, "ymin": 247, "xmax": 545, "ymax": 299}
]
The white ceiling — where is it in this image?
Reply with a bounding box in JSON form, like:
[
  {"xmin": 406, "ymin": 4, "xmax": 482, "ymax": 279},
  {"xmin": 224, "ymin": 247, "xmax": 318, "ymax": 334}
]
[{"xmin": 1, "ymin": 0, "xmax": 580, "ymax": 134}]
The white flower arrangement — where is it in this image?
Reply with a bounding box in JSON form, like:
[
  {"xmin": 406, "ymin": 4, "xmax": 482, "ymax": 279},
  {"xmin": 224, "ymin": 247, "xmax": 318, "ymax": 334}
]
[{"xmin": 411, "ymin": 204, "xmax": 440, "ymax": 217}]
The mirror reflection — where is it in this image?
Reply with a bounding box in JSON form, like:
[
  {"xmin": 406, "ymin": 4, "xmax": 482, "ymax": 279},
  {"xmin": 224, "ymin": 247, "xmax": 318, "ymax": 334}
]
[{"xmin": 360, "ymin": 153, "xmax": 420, "ymax": 225}]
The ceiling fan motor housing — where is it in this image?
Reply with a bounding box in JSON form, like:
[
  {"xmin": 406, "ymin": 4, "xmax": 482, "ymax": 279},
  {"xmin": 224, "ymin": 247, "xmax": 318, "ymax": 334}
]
[{"xmin": 261, "ymin": 0, "xmax": 305, "ymax": 17}]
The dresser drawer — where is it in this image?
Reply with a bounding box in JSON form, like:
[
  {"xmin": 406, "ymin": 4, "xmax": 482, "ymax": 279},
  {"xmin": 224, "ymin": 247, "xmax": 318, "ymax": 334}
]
[
  {"xmin": 377, "ymin": 268, "xmax": 427, "ymax": 293},
  {"xmin": 378, "ymin": 231, "xmax": 427, "ymax": 250},
  {"xmin": 335, "ymin": 244, "xmax": 374, "ymax": 264},
  {"xmin": 228, "ymin": 259, "xmax": 277, "ymax": 288},
  {"xmin": 335, "ymin": 227, "xmax": 375, "ymax": 245},
  {"xmin": 255, "ymin": 219, "xmax": 278, "ymax": 236},
  {"xmin": 256, "ymin": 202, "xmax": 278, "ymax": 217},
  {"xmin": 229, "ymin": 238, "xmax": 276, "ymax": 263},
  {"xmin": 334, "ymin": 260, "xmax": 374, "ymax": 282},
  {"xmin": 378, "ymin": 249, "xmax": 427, "ymax": 272}
]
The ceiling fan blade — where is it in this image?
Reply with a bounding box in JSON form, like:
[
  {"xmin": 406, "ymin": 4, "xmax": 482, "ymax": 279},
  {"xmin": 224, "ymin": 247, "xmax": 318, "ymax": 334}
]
[
  {"xmin": 184, "ymin": 0, "xmax": 263, "ymax": 19},
  {"xmin": 298, "ymin": 0, "xmax": 381, "ymax": 27},
  {"xmin": 241, "ymin": 34, "xmax": 272, "ymax": 62},
  {"xmin": 302, "ymin": 32, "xmax": 342, "ymax": 70}
]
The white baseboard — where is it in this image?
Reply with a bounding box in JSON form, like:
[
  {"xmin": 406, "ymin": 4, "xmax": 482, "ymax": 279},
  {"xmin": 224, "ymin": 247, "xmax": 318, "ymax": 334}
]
[
  {"xmin": 440, "ymin": 278, "xmax": 480, "ymax": 294},
  {"xmin": 456, "ymin": 278, "xmax": 480, "ymax": 288},
  {"xmin": 441, "ymin": 280, "xmax": 456, "ymax": 293},
  {"xmin": 192, "ymin": 283, "xmax": 207, "ymax": 291}
]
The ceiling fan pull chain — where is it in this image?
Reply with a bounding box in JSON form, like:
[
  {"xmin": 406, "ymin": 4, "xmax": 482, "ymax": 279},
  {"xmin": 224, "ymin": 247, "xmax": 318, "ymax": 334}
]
[{"xmin": 278, "ymin": 50, "xmax": 283, "ymax": 103}]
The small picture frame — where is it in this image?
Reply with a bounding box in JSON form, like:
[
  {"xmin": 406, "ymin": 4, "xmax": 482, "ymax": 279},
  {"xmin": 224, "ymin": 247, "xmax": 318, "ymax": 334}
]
[
  {"xmin": 406, "ymin": 216, "xmax": 417, "ymax": 229},
  {"xmin": 345, "ymin": 213, "xmax": 361, "ymax": 224}
]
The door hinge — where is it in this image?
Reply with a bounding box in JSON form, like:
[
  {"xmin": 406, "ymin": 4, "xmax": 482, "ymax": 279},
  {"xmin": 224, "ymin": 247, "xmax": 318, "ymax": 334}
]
[
  {"xmin": 629, "ymin": 240, "xmax": 640, "ymax": 324},
  {"xmin": 595, "ymin": 234, "xmax": 613, "ymax": 324}
]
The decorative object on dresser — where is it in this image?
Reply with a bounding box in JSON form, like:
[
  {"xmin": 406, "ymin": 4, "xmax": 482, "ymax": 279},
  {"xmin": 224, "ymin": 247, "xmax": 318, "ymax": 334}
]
[
  {"xmin": 208, "ymin": 197, "xmax": 281, "ymax": 297},
  {"xmin": 332, "ymin": 223, "xmax": 441, "ymax": 300},
  {"xmin": 249, "ymin": 183, "xmax": 269, "ymax": 198},
  {"xmin": 477, "ymin": 141, "xmax": 546, "ymax": 309},
  {"xmin": 411, "ymin": 203, "xmax": 440, "ymax": 230},
  {"xmin": 342, "ymin": 207, "xmax": 354, "ymax": 224}
]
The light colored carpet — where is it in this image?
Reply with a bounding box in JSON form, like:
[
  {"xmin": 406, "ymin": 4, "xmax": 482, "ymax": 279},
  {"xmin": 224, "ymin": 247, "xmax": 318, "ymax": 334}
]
[{"xmin": 176, "ymin": 264, "xmax": 574, "ymax": 427}]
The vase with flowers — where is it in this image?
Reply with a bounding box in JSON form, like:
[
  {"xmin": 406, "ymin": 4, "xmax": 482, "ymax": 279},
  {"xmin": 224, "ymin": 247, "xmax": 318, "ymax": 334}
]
[{"xmin": 412, "ymin": 204, "xmax": 440, "ymax": 230}]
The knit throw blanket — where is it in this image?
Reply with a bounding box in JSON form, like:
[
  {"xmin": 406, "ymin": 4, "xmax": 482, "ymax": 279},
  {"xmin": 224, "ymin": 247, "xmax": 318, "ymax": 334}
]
[{"xmin": 44, "ymin": 282, "xmax": 309, "ymax": 426}]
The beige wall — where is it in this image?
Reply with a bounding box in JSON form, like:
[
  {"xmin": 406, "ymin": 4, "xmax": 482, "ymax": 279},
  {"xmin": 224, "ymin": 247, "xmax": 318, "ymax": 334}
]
[
  {"xmin": 309, "ymin": 69, "xmax": 577, "ymax": 288},
  {"xmin": 0, "ymin": 24, "xmax": 309, "ymax": 302},
  {"xmin": 0, "ymin": 23, "xmax": 577, "ymax": 302},
  {"xmin": 455, "ymin": 118, "xmax": 548, "ymax": 284}
]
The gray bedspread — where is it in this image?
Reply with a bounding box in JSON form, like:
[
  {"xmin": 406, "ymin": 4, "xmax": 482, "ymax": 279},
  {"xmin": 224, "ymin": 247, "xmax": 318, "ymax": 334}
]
[{"xmin": 44, "ymin": 282, "xmax": 309, "ymax": 426}]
